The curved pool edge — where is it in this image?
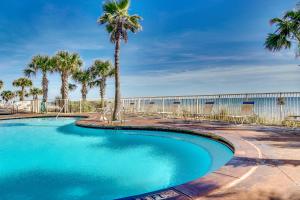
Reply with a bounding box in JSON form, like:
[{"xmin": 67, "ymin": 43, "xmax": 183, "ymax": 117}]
[
  {"xmin": 0, "ymin": 114, "xmax": 260, "ymax": 200},
  {"xmin": 74, "ymin": 119, "xmax": 238, "ymax": 200},
  {"xmin": 75, "ymin": 122, "xmax": 235, "ymax": 153}
]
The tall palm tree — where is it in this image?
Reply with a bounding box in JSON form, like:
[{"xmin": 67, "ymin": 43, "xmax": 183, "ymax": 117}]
[
  {"xmin": 30, "ymin": 88, "xmax": 43, "ymax": 100},
  {"xmin": 53, "ymin": 51, "xmax": 83, "ymax": 101},
  {"xmin": 265, "ymin": 9, "xmax": 300, "ymax": 54},
  {"xmin": 12, "ymin": 78, "xmax": 32, "ymax": 101},
  {"xmin": 24, "ymin": 55, "xmax": 54, "ymax": 102},
  {"xmin": 90, "ymin": 60, "xmax": 114, "ymax": 108},
  {"xmin": 1, "ymin": 90, "xmax": 15, "ymax": 103},
  {"xmin": 72, "ymin": 69, "xmax": 93, "ymax": 101},
  {"xmin": 0, "ymin": 80, "xmax": 3, "ymax": 91},
  {"xmin": 98, "ymin": 0, "xmax": 142, "ymax": 120}
]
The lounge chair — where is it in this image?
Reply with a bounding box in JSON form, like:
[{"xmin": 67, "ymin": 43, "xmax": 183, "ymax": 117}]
[
  {"xmin": 283, "ymin": 115, "xmax": 300, "ymax": 128},
  {"xmin": 0, "ymin": 108, "xmax": 13, "ymax": 115},
  {"xmin": 14, "ymin": 101, "xmax": 32, "ymax": 113},
  {"xmin": 96, "ymin": 107, "xmax": 111, "ymax": 123},
  {"xmin": 193, "ymin": 102, "xmax": 215, "ymax": 120},
  {"xmin": 124, "ymin": 102, "xmax": 140, "ymax": 117},
  {"xmin": 141, "ymin": 101, "xmax": 160, "ymax": 118},
  {"xmin": 0, "ymin": 102, "xmax": 15, "ymax": 115},
  {"xmin": 227, "ymin": 101, "xmax": 257, "ymax": 124},
  {"xmin": 170, "ymin": 101, "xmax": 182, "ymax": 118}
]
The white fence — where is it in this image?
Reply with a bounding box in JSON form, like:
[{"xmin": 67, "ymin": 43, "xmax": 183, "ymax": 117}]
[
  {"xmin": 8, "ymin": 92, "xmax": 300, "ymax": 124},
  {"xmin": 121, "ymin": 92, "xmax": 300, "ymax": 123}
]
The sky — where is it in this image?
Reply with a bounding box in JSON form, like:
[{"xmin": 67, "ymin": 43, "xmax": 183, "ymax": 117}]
[{"xmin": 0, "ymin": 0, "xmax": 299, "ymax": 100}]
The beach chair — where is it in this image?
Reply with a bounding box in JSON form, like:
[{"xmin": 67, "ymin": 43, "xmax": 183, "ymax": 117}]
[
  {"xmin": 170, "ymin": 101, "xmax": 182, "ymax": 118},
  {"xmin": 0, "ymin": 102, "xmax": 16, "ymax": 115},
  {"xmin": 283, "ymin": 116, "xmax": 300, "ymax": 128},
  {"xmin": 124, "ymin": 102, "xmax": 139, "ymax": 117},
  {"xmin": 142, "ymin": 101, "xmax": 159, "ymax": 118},
  {"xmin": 0, "ymin": 107, "xmax": 13, "ymax": 115},
  {"xmin": 194, "ymin": 102, "xmax": 215, "ymax": 120},
  {"xmin": 227, "ymin": 101, "xmax": 256, "ymax": 124},
  {"xmin": 96, "ymin": 107, "xmax": 111, "ymax": 123},
  {"xmin": 14, "ymin": 101, "xmax": 32, "ymax": 113}
]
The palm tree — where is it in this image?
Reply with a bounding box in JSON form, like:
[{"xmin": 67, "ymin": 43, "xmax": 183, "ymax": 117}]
[
  {"xmin": 68, "ymin": 83, "xmax": 77, "ymax": 93},
  {"xmin": 72, "ymin": 69, "xmax": 93, "ymax": 101},
  {"xmin": 15, "ymin": 90, "xmax": 28, "ymax": 100},
  {"xmin": 1, "ymin": 90, "xmax": 15, "ymax": 103},
  {"xmin": 0, "ymin": 80, "xmax": 3, "ymax": 91},
  {"xmin": 24, "ymin": 55, "xmax": 54, "ymax": 102},
  {"xmin": 12, "ymin": 78, "xmax": 32, "ymax": 101},
  {"xmin": 90, "ymin": 60, "xmax": 115, "ymax": 108},
  {"xmin": 53, "ymin": 51, "xmax": 83, "ymax": 101},
  {"xmin": 98, "ymin": 0, "xmax": 142, "ymax": 120},
  {"xmin": 29, "ymin": 88, "xmax": 43, "ymax": 100},
  {"xmin": 265, "ymin": 9, "xmax": 300, "ymax": 55}
]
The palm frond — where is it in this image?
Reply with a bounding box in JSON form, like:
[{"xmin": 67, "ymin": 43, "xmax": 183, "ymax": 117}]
[
  {"xmin": 24, "ymin": 68, "xmax": 36, "ymax": 78},
  {"xmin": 68, "ymin": 83, "xmax": 77, "ymax": 92},
  {"xmin": 99, "ymin": 0, "xmax": 142, "ymax": 44},
  {"xmin": 103, "ymin": 0, "xmax": 119, "ymax": 14},
  {"xmin": 117, "ymin": 0, "xmax": 130, "ymax": 10},
  {"xmin": 270, "ymin": 17, "xmax": 283, "ymax": 25},
  {"xmin": 265, "ymin": 33, "xmax": 291, "ymax": 51},
  {"xmin": 0, "ymin": 80, "xmax": 3, "ymax": 90}
]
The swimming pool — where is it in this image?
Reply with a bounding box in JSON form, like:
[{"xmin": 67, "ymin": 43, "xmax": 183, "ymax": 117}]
[{"xmin": 0, "ymin": 117, "xmax": 233, "ymax": 200}]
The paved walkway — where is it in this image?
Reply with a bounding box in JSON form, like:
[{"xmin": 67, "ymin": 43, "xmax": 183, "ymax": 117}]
[{"xmin": 1, "ymin": 114, "xmax": 299, "ymax": 199}]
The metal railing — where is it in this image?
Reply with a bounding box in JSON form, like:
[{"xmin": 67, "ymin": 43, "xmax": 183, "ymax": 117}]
[
  {"xmin": 121, "ymin": 92, "xmax": 300, "ymax": 124},
  {"xmin": 8, "ymin": 92, "xmax": 300, "ymax": 125}
]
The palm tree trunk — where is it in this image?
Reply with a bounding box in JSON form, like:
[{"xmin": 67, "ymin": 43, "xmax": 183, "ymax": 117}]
[
  {"xmin": 81, "ymin": 83, "xmax": 87, "ymax": 101},
  {"xmin": 61, "ymin": 72, "xmax": 69, "ymax": 112},
  {"xmin": 42, "ymin": 73, "xmax": 48, "ymax": 102},
  {"xmin": 20, "ymin": 87, "xmax": 25, "ymax": 101},
  {"xmin": 112, "ymin": 36, "xmax": 121, "ymax": 121},
  {"xmin": 100, "ymin": 78, "xmax": 106, "ymax": 108}
]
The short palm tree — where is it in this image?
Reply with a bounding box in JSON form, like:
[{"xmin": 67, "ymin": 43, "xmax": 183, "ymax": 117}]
[
  {"xmin": 265, "ymin": 9, "xmax": 300, "ymax": 54},
  {"xmin": 53, "ymin": 51, "xmax": 83, "ymax": 101},
  {"xmin": 68, "ymin": 83, "xmax": 77, "ymax": 93},
  {"xmin": 0, "ymin": 80, "xmax": 3, "ymax": 91},
  {"xmin": 72, "ymin": 69, "xmax": 93, "ymax": 101},
  {"xmin": 12, "ymin": 78, "xmax": 32, "ymax": 101},
  {"xmin": 24, "ymin": 55, "xmax": 54, "ymax": 102},
  {"xmin": 30, "ymin": 88, "xmax": 43, "ymax": 100},
  {"xmin": 98, "ymin": 0, "xmax": 142, "ymax": 120},
  {"xmin": 90, "ymin": 60, "xmax": 114, "ymax": 108},
  {"xmin": 1, "ymin": 90, "xmax": 15, "ymax": 103},
  {"xmin": 15, "ymin": 90, "xmax": 29, "ymax": 101}
]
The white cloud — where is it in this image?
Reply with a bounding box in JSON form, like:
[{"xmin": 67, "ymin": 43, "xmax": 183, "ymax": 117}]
[{"xmin": 121, "ymin": 64, "xmax": 300, "ymax": 96}]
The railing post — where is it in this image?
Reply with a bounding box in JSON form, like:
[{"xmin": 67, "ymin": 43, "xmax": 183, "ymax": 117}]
[
  {"xmin": 162, "ymin": 98, "xmax": 165, "ymax": 113},
  {"xmin": 279, "ymin": 93, "xmax": 283, "ymax": 122},
  {"xmin": 79, "ymin": 99, "xmax": 82, "ymax": 113}
]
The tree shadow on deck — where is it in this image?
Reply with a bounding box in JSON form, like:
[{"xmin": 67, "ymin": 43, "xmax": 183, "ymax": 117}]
[
  {"xmin": 243, "ymin": 134, "xmax": 300, "ymax": 149},
  {"xmin": 157, "ymin": 120, "xmax": 300, "ymax": 149},
  {"xmin": 203, "ymin": 190, "xmax": 300, "ymax": 200},
  {"xmin": 227, "ymin": 156, "xmax": 300, "ymax": 167}
]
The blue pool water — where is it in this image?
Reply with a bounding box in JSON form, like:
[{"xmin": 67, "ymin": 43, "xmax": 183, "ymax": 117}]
[{"xmin": 0, "ymin": 118, "xmax": 233, "ymax": 200}]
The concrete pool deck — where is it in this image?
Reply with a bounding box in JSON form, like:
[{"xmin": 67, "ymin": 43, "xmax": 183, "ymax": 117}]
[{"xmin": 0, "ymin": 113, "xmax": 299, "ymax": 199}]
